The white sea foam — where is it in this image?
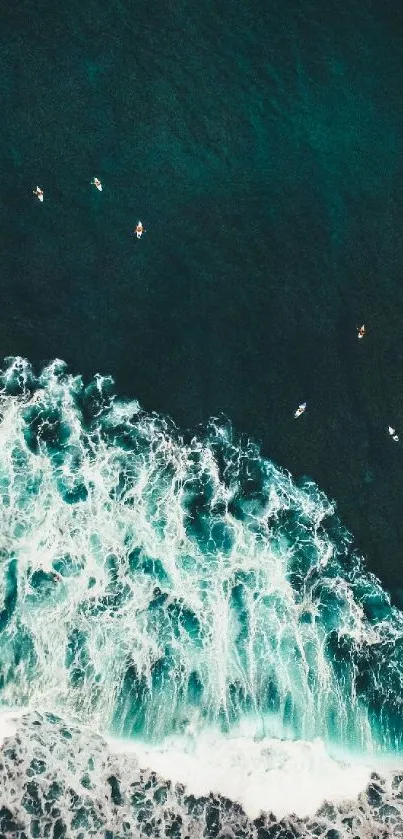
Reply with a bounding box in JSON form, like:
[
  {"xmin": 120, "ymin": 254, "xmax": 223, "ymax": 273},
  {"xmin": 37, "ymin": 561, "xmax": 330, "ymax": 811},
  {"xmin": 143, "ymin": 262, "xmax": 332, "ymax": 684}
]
[
  {"xmin": 108, "ymin": 723, "xmax": 399, "ymax": 820},
  {"xmin": 0, "ymin": 707, "xmax": 27, "ymax": 747},
  {"xmin": 0, "ymin": 709, "xmax": 402, "ymax": 839}
]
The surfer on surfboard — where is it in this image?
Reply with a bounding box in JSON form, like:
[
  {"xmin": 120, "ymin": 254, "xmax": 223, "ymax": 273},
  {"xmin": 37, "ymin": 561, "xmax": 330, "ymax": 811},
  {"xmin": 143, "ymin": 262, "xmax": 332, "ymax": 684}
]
[{"xmin": 294, "ymin": 403, "xmax": 306, "ymax": 419}]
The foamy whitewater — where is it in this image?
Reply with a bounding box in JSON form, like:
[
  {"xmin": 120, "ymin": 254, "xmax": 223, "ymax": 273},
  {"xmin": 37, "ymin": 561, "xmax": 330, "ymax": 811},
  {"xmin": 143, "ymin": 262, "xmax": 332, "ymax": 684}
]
[{"xmin": 0, "ymin": 357, "xmax": 403, "ymax": 838}]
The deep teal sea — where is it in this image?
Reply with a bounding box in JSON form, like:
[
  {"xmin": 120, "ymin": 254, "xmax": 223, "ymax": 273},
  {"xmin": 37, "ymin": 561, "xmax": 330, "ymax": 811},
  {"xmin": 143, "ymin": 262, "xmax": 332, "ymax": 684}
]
[
  {"xmin": 1, "ymin": 0, "xmax": 403, "ymax": 597},
  {"xmin": 1, "ymin": 2, "xmax": 403, "ymax": 836}
]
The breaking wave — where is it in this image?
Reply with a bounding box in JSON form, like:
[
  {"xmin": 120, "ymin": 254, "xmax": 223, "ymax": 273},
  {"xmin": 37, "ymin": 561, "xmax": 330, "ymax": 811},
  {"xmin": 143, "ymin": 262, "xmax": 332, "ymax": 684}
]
[{"xmin": 0, "ymin": 356, "xmax": 403, "ymax": 837}]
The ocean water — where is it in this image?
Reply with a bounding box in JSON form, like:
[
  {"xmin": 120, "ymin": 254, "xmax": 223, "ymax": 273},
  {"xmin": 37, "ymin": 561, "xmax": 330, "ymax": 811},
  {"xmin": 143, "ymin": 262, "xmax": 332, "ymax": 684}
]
[
  {"xmin": 2, "ymin": 0, "xmax": 403, "ymax": 835},
  {"xmin": 0, "ymin": 357, "xmax": 402, "ymax": 837},
  {"xmin": 2, "ymin": 0, "xmax": 403, "ymax": 601}
]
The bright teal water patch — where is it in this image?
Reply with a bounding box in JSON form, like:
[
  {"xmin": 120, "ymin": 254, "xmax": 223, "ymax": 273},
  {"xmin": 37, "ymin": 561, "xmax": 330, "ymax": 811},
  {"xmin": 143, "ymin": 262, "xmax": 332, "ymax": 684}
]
[{"xmin": 0, "ymin": 358, "xmax": 402, "ymax": 755}]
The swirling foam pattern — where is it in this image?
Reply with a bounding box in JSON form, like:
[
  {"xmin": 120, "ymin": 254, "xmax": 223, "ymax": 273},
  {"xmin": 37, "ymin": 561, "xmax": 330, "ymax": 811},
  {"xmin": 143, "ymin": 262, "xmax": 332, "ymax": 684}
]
[
  {"xmin": 0, "ymin": 357, "xmax": 403, "ymax": 836},
  {"xmin": 0, "ymin": 355, "xmax": 402, "ymax": 749}
]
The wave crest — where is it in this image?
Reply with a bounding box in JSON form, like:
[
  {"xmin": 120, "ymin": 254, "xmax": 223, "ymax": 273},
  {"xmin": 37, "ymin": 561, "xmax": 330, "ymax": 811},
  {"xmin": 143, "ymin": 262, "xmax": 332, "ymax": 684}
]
[{"xmin": 0, "ymin": 357, "xmax": 401, "ymax": 756}]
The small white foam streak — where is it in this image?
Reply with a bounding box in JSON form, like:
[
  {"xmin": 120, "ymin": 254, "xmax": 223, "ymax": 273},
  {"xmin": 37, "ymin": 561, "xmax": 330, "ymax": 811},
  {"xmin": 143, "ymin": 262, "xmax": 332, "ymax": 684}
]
[{"xmin": 0, "ymin": 708, "xmax": 27, "ymax": 746}]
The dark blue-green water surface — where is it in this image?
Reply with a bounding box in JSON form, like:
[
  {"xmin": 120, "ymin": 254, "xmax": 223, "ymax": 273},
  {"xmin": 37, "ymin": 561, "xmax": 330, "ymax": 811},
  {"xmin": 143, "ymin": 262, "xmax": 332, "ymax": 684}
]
[{"xmin": 1, "ymin": 0, "xmax": 403, "ymax": 600}]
